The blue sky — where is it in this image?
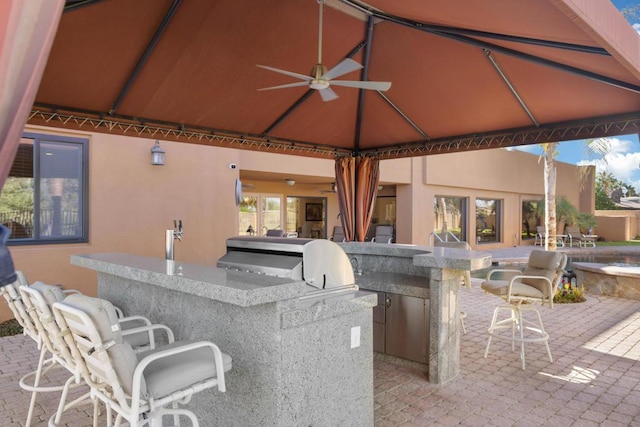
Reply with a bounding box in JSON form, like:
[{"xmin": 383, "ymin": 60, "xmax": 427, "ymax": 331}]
[{"xmin": 510, "ymin": 1, "xmax": 640, "ymax": 190}]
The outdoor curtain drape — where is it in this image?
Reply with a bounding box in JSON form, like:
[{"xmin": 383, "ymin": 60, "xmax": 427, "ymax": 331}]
[
  {"xmin": 335, "ymin": 156, "xmax": 355, "ymax": 241},
  {"xmin": 335, "ymin": 156, "xmax": 380, "ymax": 242},
  {"xmin": 0, "ymin": 0, "xmax": 64, "ymax": 189},
  {"xmin": 356, "ymin": 157, "xmax": 380, "ymax": 242},
  {"xmin": 0, "ymin": 0, "xmax": 64, "ymax": 286}
]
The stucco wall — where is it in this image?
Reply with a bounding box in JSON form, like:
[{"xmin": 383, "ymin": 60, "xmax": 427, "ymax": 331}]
[
  {"xmin": 4, "ymin": 125, "xmax": 240, "ymax": 321},
  {"xmin": 2, "ymin": 128, "xmax": 590, "ymax": 321},
  {"xmin": 595, "ymin": 210, "xmax": 640, "ymax": 241},
  {"xmin": 420, "ymin": 148, "xmax": 585, "ymax": 250}
]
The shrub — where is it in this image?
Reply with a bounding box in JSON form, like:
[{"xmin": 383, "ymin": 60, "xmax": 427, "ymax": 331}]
[
  {"xmin": 0, "ymin": 319, "xmax": 22, "ymax": 337},
  {"xmin": 554, "ymin": 284, "xmax": 586, "ymax": 303}
]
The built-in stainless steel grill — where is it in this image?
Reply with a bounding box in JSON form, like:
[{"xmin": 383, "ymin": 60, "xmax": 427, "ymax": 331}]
[{"xmin": 217, "ymin": 236, "xmax": 358, "ymax": 297}]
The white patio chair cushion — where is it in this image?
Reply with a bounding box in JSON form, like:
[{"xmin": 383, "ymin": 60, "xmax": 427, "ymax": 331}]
[
  {"xmin": 481, "ymin": 279, "xmax": 544, "ymax": 299},
  {"xmin": 140, "ymin": 341, "xmax": 232, "ymax": 399},
  {"xmin": 29, "ymin": 281, "xmax": 65, "ymax": 305},
  {"xmin": 119, "ymin": 318, "xmax": 154, "ymax": 348},
  {"xmin": 520, "ymin": 251, "xmax": 563, "ymax": 296},
  {"xmin": 62, "ymin": 294, "xmax": 145, "ymax": 395}
]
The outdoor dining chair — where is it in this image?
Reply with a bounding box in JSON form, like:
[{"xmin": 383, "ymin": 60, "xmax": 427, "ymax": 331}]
[
  {"xmin": 371, "ymin": 225, "xmax": 394, "ymax": 244},
  {"xmin": 330, "ymin": 225, "xmax": 346, "ymax": 242},
  {"xmin": 52, "ymin": 294, "xmax": 231, "ymax": 427},
  {"xmin": 481, "ymin": 250, "xmax": 567, "ymax": 370}
]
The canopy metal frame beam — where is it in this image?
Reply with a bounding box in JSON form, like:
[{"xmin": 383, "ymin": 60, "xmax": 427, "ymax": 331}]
[
  {"xmin": 353, "ymin": 15, "xmax": 376, "ymax": 154},
  {"xmin": 484, "ymin": 49, "xmax": 539, "ymax": 127},
  {"xmin": 366, "ymin": 112, "xmax": 640, "ymax": 159},
  {"xmin": 63, "ymin": 0, "xmax": 106, "ymax": 12},
  {"xmin": 340, "ymin": 0, "xmax": 610, "ymax": 56},
  {"xmin": 109, "ymin": 0, "xmax": 182, "ymax": 115},
  {"xmin": 28, "ymin": 104, "xmax": 640, "ymax": 160},
  {"xmin": 340, "ymin": 0, "xmax": 640, "ymax": 94},
  {"xmin": 376, "ymin": 91, "xmax": 429, "ymax": 140}
]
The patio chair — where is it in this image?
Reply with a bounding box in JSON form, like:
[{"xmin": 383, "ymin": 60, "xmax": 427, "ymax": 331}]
[
  {"xmin": 52, "ymin": 294, "xmax": 231, "ymax": 427},
  {"xmin": 299, "ymin": 221, "xmax": 313, "ymax": 238},
  {"xmin": 330, "ymin": 225, "xmax": 346, "ymax": 242},
  {"xmin": 434, "ymin": 241, "xmax": 472, "ymax": 334},
  {"xmin": 19, "ymin": 283, "xmax": 92, "ymax": 426},
  {"xmin": 0, "ymin": 275, "xmax": 54, "ymax": 427},
  {"xmin": 533, "ymin": 226, "xmax": 546, "ymax": 246},
  {"xmin": 19, "ymin": 282, "xmax": 172, "ymax": 426},
  {"xmin": 371, "ymin": 225, "xmax": 393, "ymax": 244},
  {"xmin": 481, "ymin": 250, "xmax": 567, "ymax": 369},
  {"xmin": 565, "ymin": 226, "xmax": 583, "ymax": 247},
  {"xmin": 266, "ymin": 229, "xmax": 285, "ymax": 237}
]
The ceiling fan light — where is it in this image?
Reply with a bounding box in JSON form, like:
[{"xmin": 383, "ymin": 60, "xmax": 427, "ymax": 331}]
[
  {"xmin": 310, "ymin": 79, "xmax": 329, "ymax": 90},
  {"xmin": 286, "ymin": 179, "xmax": 295, "ymax": 186}
]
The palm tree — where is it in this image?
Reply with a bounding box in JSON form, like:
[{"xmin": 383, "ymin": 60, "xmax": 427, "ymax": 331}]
[
  {"xmin": 541, "ymin": 137, "xmax": 612, "ymax": 251},
  {"xmin": 541, "ymin": 143, "xmax": 558, "ymax": 250}
]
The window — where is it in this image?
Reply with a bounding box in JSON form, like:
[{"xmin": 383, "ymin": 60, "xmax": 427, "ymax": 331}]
[
  {"xmin": 521, "ymin": 200, "xmax": 542, "ymax": 241},
  {"xmin": 476, "ymin": 198, "xmax": 500, "ymax": 244},
  {"xmin": 434, "ymin": 196, "xmax": 467, "ymax": 242},
  {"xmin": 238, "ymin": 193, "xmax": 283, "ymax": 236},
  {"xmin": 0, "ymin": 133, "xmax": 89, "ymax": 244}
]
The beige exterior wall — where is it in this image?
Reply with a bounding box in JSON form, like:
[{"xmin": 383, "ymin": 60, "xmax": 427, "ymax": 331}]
[
  {"xmin": 2, "ymin": 126, "xmax": 590, "ymax": 321},
  {"xmin": 413, "ymin": 149, "xmax": 584, "ymax": 250},
  {"xmin": 595, "ymin": 210, "xmax": 640, "ymax": 241}
]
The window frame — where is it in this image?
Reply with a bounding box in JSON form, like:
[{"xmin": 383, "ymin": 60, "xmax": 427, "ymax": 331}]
[
  {"xmin": 475, "ymin": 197, "xmax": 501, "ymax": 244},
  {"xmin": 4, "ymin": 132, "xmax": 89, "ymax": 245}
]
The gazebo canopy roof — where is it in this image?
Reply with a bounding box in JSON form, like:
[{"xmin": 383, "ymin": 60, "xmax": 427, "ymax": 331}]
[{"xmin": 30, "ymin": 0, "xmax": 640, "ymax": 159}]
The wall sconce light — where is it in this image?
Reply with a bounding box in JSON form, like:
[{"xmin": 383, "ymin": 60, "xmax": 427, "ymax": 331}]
[
  {"xmin": 151, "ymin": 140, "xmax": 165, "ymax": 166},
  {"xmin": 285, "ymin": 179, "xmax": 295, "ymax": 186}
]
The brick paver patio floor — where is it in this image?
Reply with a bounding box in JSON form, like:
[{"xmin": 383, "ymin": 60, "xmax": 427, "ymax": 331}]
[{"xmin": 2, "ymin": 276, "xmax": 640, "ymax": 426}]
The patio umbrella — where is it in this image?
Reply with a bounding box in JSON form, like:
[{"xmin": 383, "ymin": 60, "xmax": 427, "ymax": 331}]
[{"xmin": 9, "ymin": 0, "xmax": 640, "ymax": 239}]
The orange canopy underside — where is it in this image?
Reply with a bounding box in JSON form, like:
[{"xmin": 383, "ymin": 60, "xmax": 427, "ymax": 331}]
[{"xmin": 31, "ymin": 0, "xmax": 640, "ymax": 158}]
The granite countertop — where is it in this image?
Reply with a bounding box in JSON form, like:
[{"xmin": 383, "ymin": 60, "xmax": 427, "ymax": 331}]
[
  {"xmin": 339, "ymin": 241, "xmax": 492, "ymax": 271},
  {"xmin": 414, "ymin": 246, "xmax": 492, "ymax": 271},
  {"xmin": 71, "ymin": 252, "xmax": 307, "ymax": 307},
  {"xmin": 355, "ymin": 272, "xmax": 429, "ymax": 298}
]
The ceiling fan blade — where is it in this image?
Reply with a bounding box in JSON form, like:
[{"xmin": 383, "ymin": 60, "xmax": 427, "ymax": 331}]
[
  {"xmin": 257, "ymin": 81, "xmax": 309, "ymax": 91},
  {"xmin": 318, "ymin": 87, "xmax": 339, "ymax": 102},
  {"xmin": 322, "ymin": 58, "xmax": 363, "ymax": 80},
  {"xmin": 330, "ymin": 80, "xmax": 392, "ymax": 91},
  {"xmin": 256, "ymin": 64, "xmax": 312, "ymax": 81}
]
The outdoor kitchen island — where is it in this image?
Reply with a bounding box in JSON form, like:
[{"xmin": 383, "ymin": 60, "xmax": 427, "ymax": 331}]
[
  {"xmin": 340, "ymin": 242, "xmax": 492, "ymax": 384},
  {"xmin": 71, "ymin": 252, "xmax": 376, "ymax": 426},
  {"xmin": 71, "ymin": 241, "xmax": 490, "ymax": 424}
]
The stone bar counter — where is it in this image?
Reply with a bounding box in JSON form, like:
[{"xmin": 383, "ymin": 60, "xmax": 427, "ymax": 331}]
[
  {"xmin": 340, "ymin": 242, "xmax": 492, "ymax": 384},
  {"xmin": 71, "ymin": 253, "xmax": 377, "ymax": 426}
]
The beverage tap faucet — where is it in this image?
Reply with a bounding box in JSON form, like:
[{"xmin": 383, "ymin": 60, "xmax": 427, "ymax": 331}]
[
  {"xmin": 165, "ymin": 219, "xmax": 183, "ymax": 261},
  {"xmin": 174, "ymin": 220, "xmax": 184, "ymax": 241}
]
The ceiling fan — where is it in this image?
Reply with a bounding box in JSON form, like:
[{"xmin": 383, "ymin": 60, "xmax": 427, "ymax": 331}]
[{"xmin": 257, "ymin": 0, "xmax": 391, "ymax": 102}]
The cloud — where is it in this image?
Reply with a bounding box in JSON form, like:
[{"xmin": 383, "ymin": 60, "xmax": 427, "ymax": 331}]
[
  {"xmin": 634, "ymin": 23, "xmax": 640, "ymax": 34},
  {"xmin": 578, "ymin": 151, "xmax": 640, "ymax": 185}
]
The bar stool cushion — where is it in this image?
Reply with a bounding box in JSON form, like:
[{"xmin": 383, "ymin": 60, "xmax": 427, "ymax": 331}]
[
  {"xmin": 481, "ymin": 279, "xmax": 544, "ymax": 299},
  {"xmin": 29, "ymin": 281, "xmax": 65, "ymax": 305},
  {"xmin": 62, "ymin": 294, "xmax": 145, "ymax": 395},
  {"xmin": 141, "ymin": 341, "xmax": 232, "ymax": 398},
  {"xmin": 520, "ymin": 251, "xmax": 563, "ymax": 296}
]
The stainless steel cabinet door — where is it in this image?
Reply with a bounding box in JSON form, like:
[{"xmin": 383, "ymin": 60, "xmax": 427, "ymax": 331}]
[{"xmin": 385, "ymin": 294, "xmax": 428, "ymax": 364}]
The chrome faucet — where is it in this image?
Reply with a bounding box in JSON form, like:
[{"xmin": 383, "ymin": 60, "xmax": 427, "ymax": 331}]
[
  {"xmin": 350, "ymin": 257, "xmax": 362, "ymax": 276},
  {"xmin": 165, "ymin": 220, "xmax": 183, "ymax": 260}
]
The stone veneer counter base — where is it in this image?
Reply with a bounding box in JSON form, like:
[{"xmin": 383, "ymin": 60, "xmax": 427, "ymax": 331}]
[{"xmin": 71, "ymin": 253, "xmax": 377, "ymax": 426}]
